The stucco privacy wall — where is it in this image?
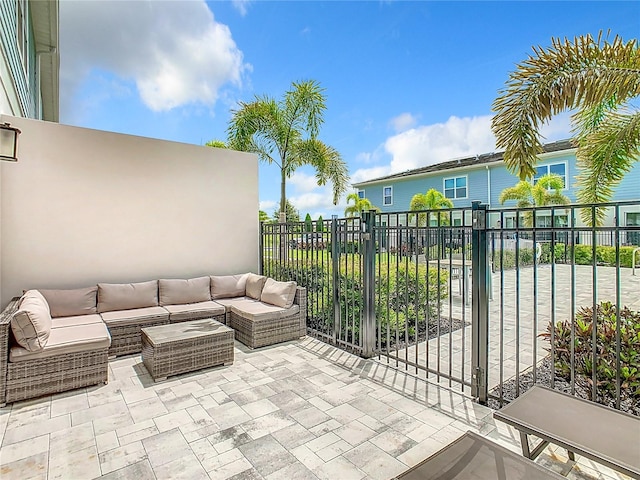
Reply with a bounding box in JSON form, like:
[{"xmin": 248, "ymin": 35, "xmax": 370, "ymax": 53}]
[{"xmin": 0, "ymin": 115, "xmax": 259, "ymax": 308}]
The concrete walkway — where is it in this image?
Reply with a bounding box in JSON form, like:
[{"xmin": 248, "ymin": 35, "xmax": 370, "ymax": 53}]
[
  {"xmin": 0, "ymin": 337, "xmax": 629, "ymax": 480},
  {"xmin": 386, "ymin": 264, "xmax": 640, "ymax": 394}
]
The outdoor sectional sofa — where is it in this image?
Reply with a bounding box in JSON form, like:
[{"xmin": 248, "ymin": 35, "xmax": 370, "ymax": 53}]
[{"xmin": 0, "ymin": 273, "xmax": 306, "ymax": 405}]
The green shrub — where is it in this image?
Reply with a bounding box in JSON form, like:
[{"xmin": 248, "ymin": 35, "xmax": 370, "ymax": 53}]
[
  {"xmin": 376, "ymin": 262, "xmax": 449, "ymax": 346},
  {"xmin": 542, "ymin": 301, "xmax": 640, "ymax": 404},
  {"xmin": 263, "ymin": 258, "xmax": 448, "ymax": 348},
  {"xmin": 491, "ymin": 248, "xmax": 536, "ymax": 269}
]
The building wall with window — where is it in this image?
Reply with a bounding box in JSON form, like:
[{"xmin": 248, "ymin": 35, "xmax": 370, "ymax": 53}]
[
  {"xmin": 0, "ymin": 0, "xmax": 59, "ymax": 121},
  {"xmin": 353, "ymin": 141, "xmax": 640, "ymax": 226}
]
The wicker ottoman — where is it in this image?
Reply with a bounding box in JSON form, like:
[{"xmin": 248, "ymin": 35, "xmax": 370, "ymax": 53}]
[{"xmin": 141, "ymin": 318, "xmax": 234, "ymax": 381}]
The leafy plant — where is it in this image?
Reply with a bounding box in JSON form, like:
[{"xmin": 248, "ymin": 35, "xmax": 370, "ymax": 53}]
[{"xmin": 542, "ymin": 301, "xmax": 640, "ymax": 404}]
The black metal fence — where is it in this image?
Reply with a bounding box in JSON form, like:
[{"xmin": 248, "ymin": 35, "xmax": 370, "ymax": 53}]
[{"xmin": 260, "ymin": 200, "xmax": 640, "ymax": 411}]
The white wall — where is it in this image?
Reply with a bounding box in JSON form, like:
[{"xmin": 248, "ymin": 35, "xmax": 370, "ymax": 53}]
[{"xmin": 0, "ymin": 115, "xmax": 259, "ymax": 307}]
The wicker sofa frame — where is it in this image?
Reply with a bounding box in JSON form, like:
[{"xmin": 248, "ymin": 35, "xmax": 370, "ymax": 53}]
[
  {"xmin": 0, "ymin": 297, "xmax": 109, "ymax": 406},
  {"xmin": 0, "ymin": 282, "xmax": 307, "ymax": 405},
  {"xmin": 108, "ymin": 311, "xmax": 226, "ymax": 357},
  {"xmin": 229, "ymin": 287, "xmax": 307, "ymax": 349}
]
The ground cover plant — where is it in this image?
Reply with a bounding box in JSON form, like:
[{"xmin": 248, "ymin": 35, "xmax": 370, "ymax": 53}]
[{"xmin": 541, "ymin": 301, "xmax": 640, "ymax": 413}]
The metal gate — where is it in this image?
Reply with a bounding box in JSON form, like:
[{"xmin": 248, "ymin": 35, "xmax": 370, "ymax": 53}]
[{"xmin": 261, "ymin": 200, "xmax": 640, "ymax": 408}]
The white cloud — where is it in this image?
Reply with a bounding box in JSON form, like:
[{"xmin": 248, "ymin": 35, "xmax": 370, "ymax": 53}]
[
  {"xmin": 259, "ymin": 200, "xmax": 276, "ymax": 211},
  {"xmin": 289, "ymin": 171, "xmax": 320, "ymax": 194},
  {"xmin": 232, "ymin": 0, "xmax": 250, "ymax": 16},
  {"xmin": 389, "ymin": 112, "xmax": 418, "ymax": 132},
  {"xmin": 60, "ymin": 0, "xmax": 248, "ymax": 113},
  {"xmin": 539, "ymin": 111, "xmax": 573, "ymax": 142},
  {"xmin": 384, "ymin": 115, "xmax": 496, "ymax": 173},
  {"xmin": 351, "ymin": 113, "xmax": 574, "ymax": 186}
]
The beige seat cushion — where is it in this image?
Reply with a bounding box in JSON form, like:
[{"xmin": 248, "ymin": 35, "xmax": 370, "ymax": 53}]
[
  {"xmin": 245, "ymin": 273, "xmax": 267, "ymax": 300},
  {"xmin": 100, "ymin": 306, "xmax": 169, "ymax": 327},
  {"xmin": 39, "ymin": 286, "xmax": 98, "ymax": 318},
  {"xmin": 231, "ymin": 302, "xmax": 300, "ymax": 322},
  {"xmin": 11, "ymin": 290, "xmax": 52, "ymax": 352},
  {"xmin": 260, "ymin": 278, "xmax": 297, "ymax": 309},
  {"xmin": 52, "ymin": 314, "xmax": 104, "ymax": 328},
  {"xmin": 10, "ymin": 321, "xmax": 111, "ymax": 362},
  {"xmin": 159, "ymin": 277, "xmax": 211, "ymax": 306},
  {"xmin": 163, "ymin": 301, "xmax": 225, "ymax": 322},
  {"xmin": 97, "ymin": 281, "xmax": 159, "ymax": 313},
  {"xmin": 213, "ymin": 297, "xmax": 257, "ymax": 312},
  {"xmin": 210, "ymin": 274, "xmax": 248, "ymax": 299}
]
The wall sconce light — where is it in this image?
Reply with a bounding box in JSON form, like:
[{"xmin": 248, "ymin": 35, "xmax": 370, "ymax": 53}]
[{"xmin": 0, "ymin": 123, "xmax": 21, "ymax": 162}]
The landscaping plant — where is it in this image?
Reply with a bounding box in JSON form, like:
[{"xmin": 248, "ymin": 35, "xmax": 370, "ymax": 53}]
[{"xmin": 542, "ymin": 301, "xmax": 640, "ymax": 407}]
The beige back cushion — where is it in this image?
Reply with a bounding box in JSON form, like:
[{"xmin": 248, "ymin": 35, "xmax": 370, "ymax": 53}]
[
  {"xmin": 11, "ymin": 290, "xmax": 52, "ymax": 351},
  {"xmin": 260, "ymin": 278, "xmax": 297, "ymax": 309},
  {"xmin": 210, "ymin": 274, "xmax": 248, "ymax": 299},
  {"xmin": 245, "ymin": 273, "xmax": 267, "ymax": 300},
  {"xmin": 159, "ymin": 276, "xmax": 211, "ymax": 305},
  {"xmin": 97, "ymin": 280, "xmax": 159, "ymax": 313},
  {"xmin": 39, "ymin": 286, "xmax": 98, "ymax": 318}
]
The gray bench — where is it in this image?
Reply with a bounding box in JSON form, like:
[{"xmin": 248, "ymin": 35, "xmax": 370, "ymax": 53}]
[{"xmin": 494, "ymin": 385, "xmax": 640, "ymax": 479}]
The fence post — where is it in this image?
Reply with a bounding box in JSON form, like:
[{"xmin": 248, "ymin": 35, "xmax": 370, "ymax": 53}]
[
  {"xmin": 259, "ymin": 221, "xmax": 264, "ymax": 275},
  {"xmin": 331, "ymin": 216, "xmax": 340, "ymax": 345},
  {"xmin": 361, "ymin": 210, "xmax": 377, "ymax": 358},
  {"xmin": 471, "ymin": 201, "xmax": 489, "ymax": 404}
]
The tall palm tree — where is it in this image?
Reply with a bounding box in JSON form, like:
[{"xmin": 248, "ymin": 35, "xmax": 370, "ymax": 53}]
[
  {"xmin": 344, "ymin": 193, "xmax": 380, "ymax": 217},
  {"xmin": 227, "ymin": 80, "xmax": 349, "ymax": 222},
  {"xmin": 409, "ymin": 189, "xmax": 454, "ymax": 226},
  {"xmin": 491, "ymin": 32, "xmax": 640, "ymax": 225},
  {"xmin": 499, "ymin": 173, "xmax": 570, "ymax": 227}
]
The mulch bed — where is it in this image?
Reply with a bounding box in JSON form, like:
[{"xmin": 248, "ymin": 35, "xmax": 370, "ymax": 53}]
[{"xmin": 489, "ymin": 355, "xmax": 639, "ymax": 416}]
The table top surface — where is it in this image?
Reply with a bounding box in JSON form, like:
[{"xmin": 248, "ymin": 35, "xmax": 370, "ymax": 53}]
[
  {"xmin": 494, "ymin": 386, "xmax": 640, "ymax": 475},
  {"xmin": 142, "ymin": 318, "xmax": 233, "ymax": 345},
  {"xmin": 395, "ymin": 431, "xmax": 564, "ymax": 480}
]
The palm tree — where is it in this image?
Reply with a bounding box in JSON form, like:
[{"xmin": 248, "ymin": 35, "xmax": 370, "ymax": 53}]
[
  {"xmin": 344, "ymin": 193, "xmax": 380, "ymax": 217},
  {"xmin": 499, "ymin": 173, "xmax": 570, "ymax": 227},
  {"xmin": 409, "ymin": 189, "xmax": 454, "ymax": 226},
  {"xmin": 491, "ymin": 32, "xmax": 640, "ymax": 225},
  {"xmin": 227, "ymin": 80, "xmax": 349, "ymax": 222}
]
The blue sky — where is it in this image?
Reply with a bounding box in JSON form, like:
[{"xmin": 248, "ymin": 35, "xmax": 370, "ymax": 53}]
[{"xmin": 59, "ymin": 0, "xmax": 639, "ymax": 219}]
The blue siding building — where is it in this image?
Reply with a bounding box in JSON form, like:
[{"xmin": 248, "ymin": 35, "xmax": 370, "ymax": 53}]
[
  {"xmin": 0, "ymin": 0, "xmax": 59, "ymax": 121},
  {"xmin": 353, "ymin": 139, "xmax": 640, "ymax": 230}
]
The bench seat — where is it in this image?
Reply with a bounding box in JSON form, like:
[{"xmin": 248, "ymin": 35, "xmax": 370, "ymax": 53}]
[{"xmin": 494, "ymin": 385, "xmax": 640, "ymax": 479}]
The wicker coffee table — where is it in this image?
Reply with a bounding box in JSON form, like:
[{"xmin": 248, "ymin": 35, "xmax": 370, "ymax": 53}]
[{"xmin": 141, "ymin": 318, "xmax": 234, "ymax": 381}]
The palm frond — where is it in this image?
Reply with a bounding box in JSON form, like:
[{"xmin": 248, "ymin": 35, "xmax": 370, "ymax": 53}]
[
  {"xmin": 575, "ymin": 109, "xmax": 640, "ymax": 224},
  {"xmin": 492, "ymin": 32, "xmax": 640, "ymax": 180}
]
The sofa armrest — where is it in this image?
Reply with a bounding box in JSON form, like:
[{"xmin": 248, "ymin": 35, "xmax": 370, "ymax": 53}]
[
  {"xmin": 293, "ymin": 286, "xmax": 307, "ymax": 337},
  {"xmin": 0, "ymin": 297, "xmax": 21, "ymax": 406}
]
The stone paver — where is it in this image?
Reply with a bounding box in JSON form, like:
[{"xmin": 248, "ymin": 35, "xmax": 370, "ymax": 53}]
[{"xmin": 0, "ymin": 336, "xmax": 627, "ymax": 480}]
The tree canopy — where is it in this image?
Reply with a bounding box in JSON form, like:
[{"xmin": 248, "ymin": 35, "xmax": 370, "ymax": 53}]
[
  {"xmin": 409, "ymin": 189, "xmax": 454, "ymax": 226},
  {"xmin": 227, "ymin": 80, "xmax": 349, "ymax": 221},
  {"xmin": 344, "ymin": 193, "xmax": 380, "ymax": 217},
  {"xmin": 492, "ymin": 32, "xmax": 640, "ymax": 225},
  {"xmin": 499, "ymin": 173, "xmax": 570, "ymax": 227}
]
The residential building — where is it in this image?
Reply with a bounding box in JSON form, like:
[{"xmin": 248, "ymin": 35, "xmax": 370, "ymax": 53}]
[
  {"xmin": 0, "ymin": 0, "xmax": 59, "ymax": 121},
  {"xmin": 352, "ymin": 140, "xmax": 640, "ymax": 238}
]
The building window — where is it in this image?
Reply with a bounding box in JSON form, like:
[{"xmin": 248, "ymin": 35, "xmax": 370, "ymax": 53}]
[
  {"xmin": 357, "ymin": 190, "xmax": 365, "ymax": 199},
  {"xmin": 383, "ymin": 186, "xmax": 392, "ymax": 206},
  {"xmin": 444, "ymin": 176, "xmax": 467, "ymax": 199},
  {"xmin": 534, "ymin": 162, "xmax": 566, "ymax": 188}
]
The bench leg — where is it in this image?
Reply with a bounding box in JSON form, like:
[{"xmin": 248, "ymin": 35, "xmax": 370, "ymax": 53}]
[{"xmin": 519, "ymin": 431, "xmax": 549, "ymax": 460}]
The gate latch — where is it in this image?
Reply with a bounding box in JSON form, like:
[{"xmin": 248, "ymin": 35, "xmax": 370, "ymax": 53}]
[{"xmin": 472, "ymin": 211, "xmax": 486, "ymax": 230}]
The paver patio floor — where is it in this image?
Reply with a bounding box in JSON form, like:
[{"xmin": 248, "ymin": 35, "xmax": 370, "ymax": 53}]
[{"xmin": 0, "ymin": 337, "xmax": 631, "ymax": 479}]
